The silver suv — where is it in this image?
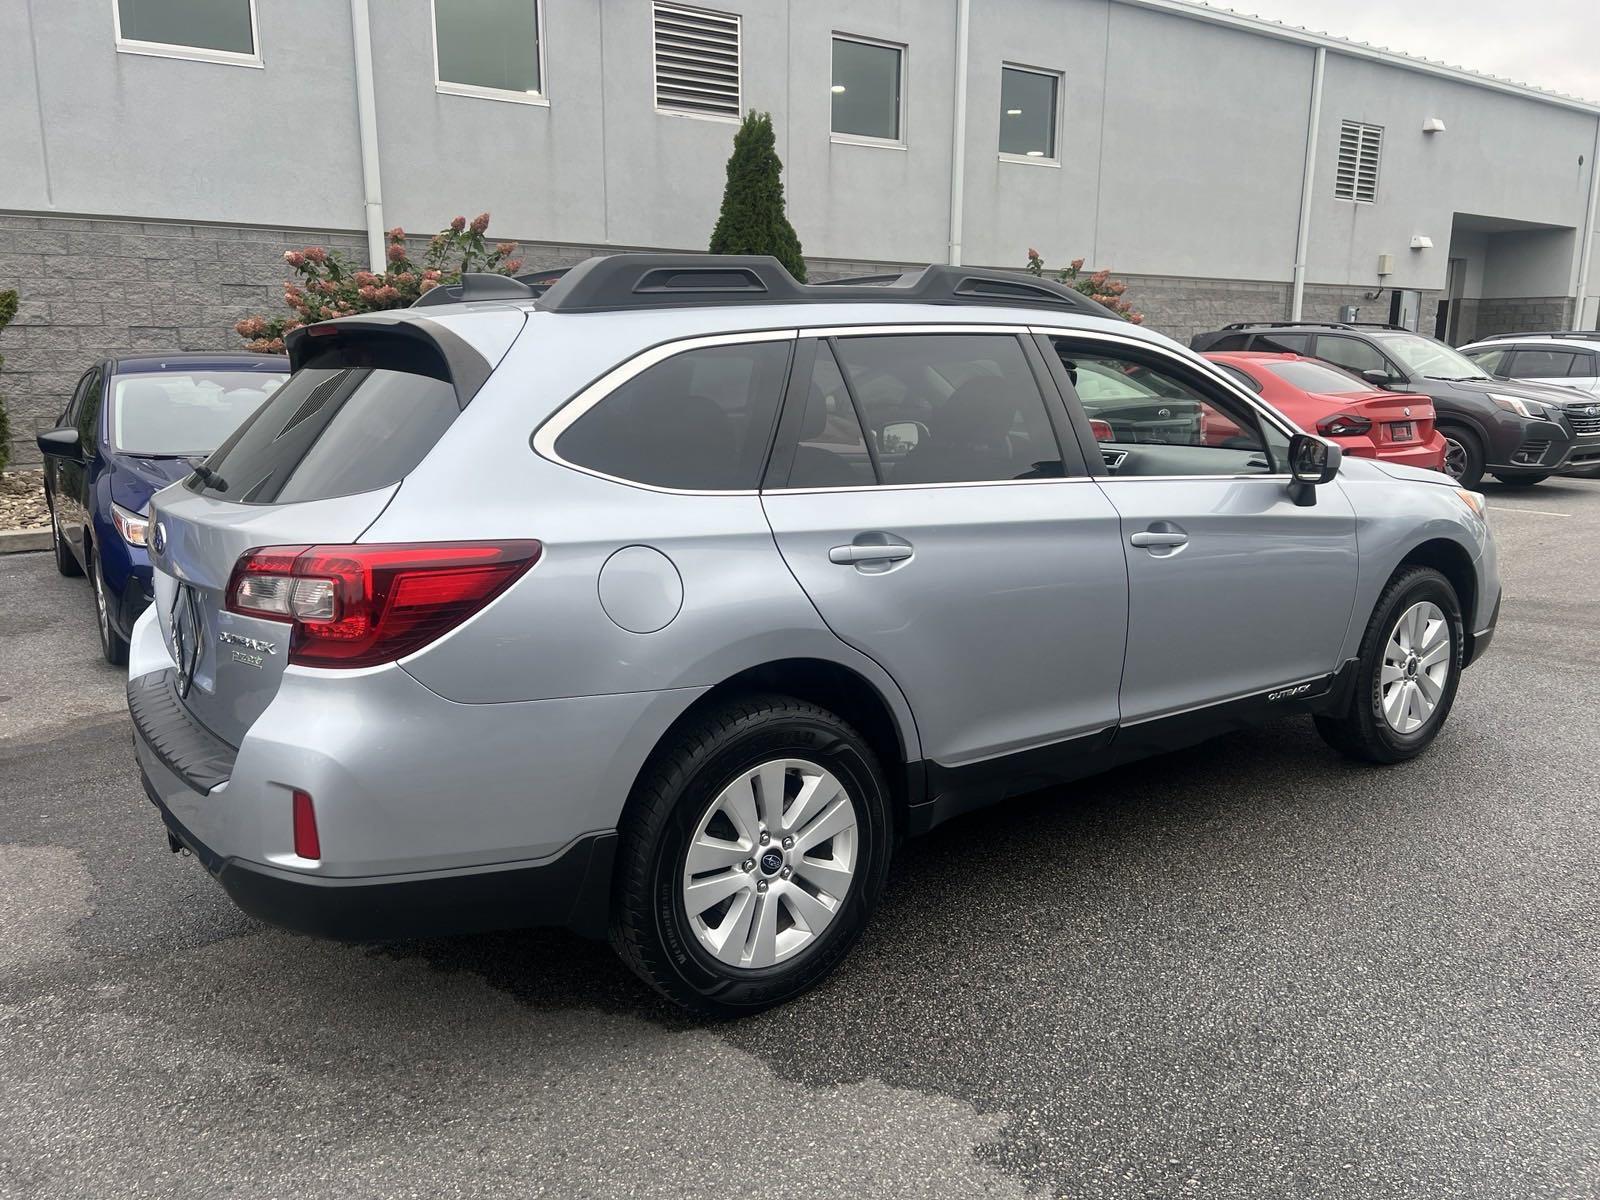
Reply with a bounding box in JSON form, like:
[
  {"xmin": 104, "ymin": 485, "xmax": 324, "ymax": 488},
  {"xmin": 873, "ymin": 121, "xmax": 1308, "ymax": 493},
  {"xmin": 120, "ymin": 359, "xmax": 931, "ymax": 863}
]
[{"xmin": 128, "ymin": 256, "xmax": 1501, "ymax": 1014}]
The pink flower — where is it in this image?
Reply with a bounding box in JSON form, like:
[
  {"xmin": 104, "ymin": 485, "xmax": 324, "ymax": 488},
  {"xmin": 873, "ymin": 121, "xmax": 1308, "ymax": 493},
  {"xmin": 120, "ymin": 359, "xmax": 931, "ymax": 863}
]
[
  {"xmin": 1090, "ymin": 269, "xmax": 1110, "ymax": 285},
  {"xmin": 358, "ymin": 285, "xmax": 378, "ymax": 301},
  {"xmin": 422, "ymin": 268, "xmax": 441, "ymax": 281},
  {"xmin": 387, "ymin": 243, "xmax": 406, "ymax": 262},
  {"xmin": 376, "ymin": 285, "xmax": 401, "ymax": 302},
  {"xmin": 1027, "ymin": 247, "xmax": 1039, "ymax": 259},
  {"xmin": 302, "ymin": 246, "xmax": 328, "ymax": 265},
  {"xmin": 469, "ymin": 212, "xmax": 490, "ymax": 235},
  {"xmin": 283, "ymin": 250, "xmax": 305, "ymax": 267},
  {"xmin": 1070, "ymin": 257, "xmax": 1086, "ymax": 271},
  {"xmin": 504, "ymin": 258, "xmax": 524, "ymax": 273},
  {"xmin": 353, "ymin": 270, "xmax": 377, "ymax": 287},
  {"xmin": 387, "ymin": 226, "xmax": 406, "ymax": 243},
  {"xmin": 418, "ymin": 279, "xmax": 439, "ymax": 293},
  {"xmin": 495, "ymin": 241, "xmax": 516, "ymax": 257},
  {"xmin": 234, "ymin": 316, "xmax": 268, "ymax": 338},
  {"xmin": 450, "ymin": 216, "xmax": 467, "ymax": 233}
]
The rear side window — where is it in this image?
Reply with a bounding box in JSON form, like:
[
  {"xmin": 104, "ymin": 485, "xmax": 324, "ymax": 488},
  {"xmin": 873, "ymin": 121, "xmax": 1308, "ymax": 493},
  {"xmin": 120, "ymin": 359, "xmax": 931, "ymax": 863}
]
[
  {"xmin": 187, "ymin": 367, "xmax": 460, "ymax": 504},
  {"xmin": 1315, "ymin": 335, "xmax": 1391, "ymax": 378},
  {"xmin": 1507, "ymin": 349, "xmax": 1580, "ymax": 378},
  {"xmin": 1251, "ymin": 332, "xmax": 1311, "ymax": 354},
  {"xmin": 1204, "ymin": 334, "xmax": 1250, "ymax": 351},
  {"xmin": 554, "ymin": 341, "xmax": 791, "ymax": 490}
]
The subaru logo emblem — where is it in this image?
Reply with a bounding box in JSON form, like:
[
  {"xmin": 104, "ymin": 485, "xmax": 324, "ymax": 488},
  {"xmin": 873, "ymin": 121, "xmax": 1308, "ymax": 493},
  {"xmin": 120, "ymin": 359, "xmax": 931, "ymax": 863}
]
[
  {"xmin": 1587, "ymin": 406, "xmax": 1600, "ymax": 418},
  {"xmin": 759, "ymin": 850, "xmax": 784, "ymax": 875},
  {"xmin": 152, "ymin": 521, "xmax": 167, "ymax": 555}
]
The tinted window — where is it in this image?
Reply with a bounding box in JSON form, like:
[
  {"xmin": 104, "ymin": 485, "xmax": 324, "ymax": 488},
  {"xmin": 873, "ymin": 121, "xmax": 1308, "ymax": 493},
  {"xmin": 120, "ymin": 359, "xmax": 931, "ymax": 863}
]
[
  {"xmin": 1315, "ymin": 335, "xmax": 1391, "ymax": 378},
  {"xmin": 832, "ymin": 38, "xmax": 902, "ymax": 140},
  {"xmin": 63, "ymin": 370, "xmax": 95, "ymax": 427},
  {"xmin": 830, "ymin": 334, "xmax": 1063, "ymax": 485},
  {"xmin": 1204, "ymin": 334, "xmax": 1251, "ymax": 351},
  {"xmin": 1251, "ymin": 332, "xmax": 1311, "ymax": 354},
  {"xmin": 556, "ymin": 341, "xmax": 791, "ymax": 491},
  {"xmin": 999, "ymin": 67, "xmax": 1058, "ymax": 158},
  {"xmin": 1463, "ymin": 346, "xmax": 1510, "ymax": 374},
  {"xmin": 785, "ymin": 345, "xmax": 876, "ymax": 488},
  {"xmin": 1261, "ymin": 359, "xmax": 1372, "ymax": 396},
  {"xmin": 112, "ymin": 370, "xmax": 286, "ymax": 456},
  {"xmin": 117, "ymin": 0, "xmax": 254, "ymax": 54},
  {"xmin": 434, "ymin": 0, "xmax": 541, "ymax": 95},
  {"xmin": 1054, "ymin": 342, "xmax": 1278, "ymax": 475},
  {"xmin": 76, "ymin": 370, "xmax": 103, "ymax": 453},
  {"xmin": 1213, "ymin": 363, "xmax": 1262, "ymax": 392},
  {"xmin": 189, "ymin": 367, "xmax": 460, "ymax": 504},
  {"xmin": 1508, "ymin": 349, "xmax": 1580, "ymax": 378}
]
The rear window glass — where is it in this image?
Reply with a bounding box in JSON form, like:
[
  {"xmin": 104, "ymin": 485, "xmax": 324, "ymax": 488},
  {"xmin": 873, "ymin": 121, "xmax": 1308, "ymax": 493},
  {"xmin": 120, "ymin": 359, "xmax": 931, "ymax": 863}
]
[
  {"xmin": 1261, "ymin": 359, "xmax": 1371, "ymax": 396},
  {"xmin": 112, "ymin": 370, "xmax": 287, "ymax": 456},
  {"xmin": 186, "ymin": 367, "xmax": 459, "ymax": 504},
  {"xmin": 554, "ymin": 341, "xmax": 791, "ymax": 490}
]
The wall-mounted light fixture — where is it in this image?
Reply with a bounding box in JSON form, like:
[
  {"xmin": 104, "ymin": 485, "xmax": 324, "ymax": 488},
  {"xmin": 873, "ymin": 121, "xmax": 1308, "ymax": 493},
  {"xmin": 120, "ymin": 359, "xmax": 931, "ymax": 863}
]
[
  {"xmin": 1422, "ymin": 117, "xmax": 1446, "ymax": 133},
  {"xmin": 1377, "ymin": 253, "xmax": 1395, "ymax": 277},
  {"xmin": 1410, "ymin": 235, "xmax": 1434, "ymax": 250}
]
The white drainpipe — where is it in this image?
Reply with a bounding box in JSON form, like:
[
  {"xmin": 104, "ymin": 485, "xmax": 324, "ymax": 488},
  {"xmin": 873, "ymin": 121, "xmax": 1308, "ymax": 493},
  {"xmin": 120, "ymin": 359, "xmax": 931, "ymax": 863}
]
[
  {"xmin": 1575, "ymin": 118, "xmax": 1600, "ymax": 330},
  {"xmin": 947, "ymin": 0, "xmax": 971, "ymax": 266},
  {"xmin": 1290, "ymin": 47, "xmax": 1325, "ymax": 320},
  {"xmin": 350, "ymin": 0, "xmax": 386, "ymax": 272}
]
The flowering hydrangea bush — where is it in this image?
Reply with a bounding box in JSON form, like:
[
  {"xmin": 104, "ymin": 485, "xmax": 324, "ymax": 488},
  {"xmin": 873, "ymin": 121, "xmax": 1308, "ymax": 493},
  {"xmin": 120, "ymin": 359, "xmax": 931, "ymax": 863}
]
[
  {"xmin": 236, "ymin": 215, "xmax": 524, "ymax": 352},
  {"xmin": 1024, "ymin": 248, "xmax": 1143, "ymax": 324}
]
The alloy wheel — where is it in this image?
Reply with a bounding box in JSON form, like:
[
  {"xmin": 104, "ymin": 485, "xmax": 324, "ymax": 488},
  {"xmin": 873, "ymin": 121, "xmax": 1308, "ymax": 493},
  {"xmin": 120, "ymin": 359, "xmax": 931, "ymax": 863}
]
[
  {"xmin": 1441, "ymin": 436, "xmax": 1468, "ymax": 481},
  {"xmin": 681, "ymin": 758, "xmax": 858, "ymax": 970},
  {"xmin": 93, "ymin": 555, "xmax": 111, "ymax": 644},
  {"xmin": 1380, "ymin": 600, "xmax": 1451, "ymax": 734}
]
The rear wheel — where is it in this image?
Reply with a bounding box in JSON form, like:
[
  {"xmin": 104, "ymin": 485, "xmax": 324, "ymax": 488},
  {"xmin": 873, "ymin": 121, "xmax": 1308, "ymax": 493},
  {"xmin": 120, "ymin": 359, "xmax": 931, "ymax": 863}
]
[
  {"xmin": 89, "ymin": 545, "xmax": 129, "ymax": 666},
  {"xmin": 1439, "ymin": 425, "xmax": 1484, "ymax": 488},
  {"xmin": 1315, "ymin": 566, "xmax": 1462, "ymax": 764},
  {"xmin": 47, "ymin": 493, "xmax": 82, "ymax": 577},
  {"xmin": 610, "ymin": 695, "xmax": 893, "ymax": 1016},
  {"xmin": 1491, "ymin": 472, "xmax": 1551, "ymax": 487}
]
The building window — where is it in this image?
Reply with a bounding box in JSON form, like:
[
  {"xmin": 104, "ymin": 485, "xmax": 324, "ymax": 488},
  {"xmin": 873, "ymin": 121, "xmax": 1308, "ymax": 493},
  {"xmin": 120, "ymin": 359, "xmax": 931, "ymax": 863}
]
[
  {"xmin": 1335, "ymin": 120, "xmax": 1382, "ymax": 203},
  {"xmin": 433, "ymin": 0, "xmax": 545, "ymax": 104},
  {"xmin": 831, "ymin": 36, "xmax": 904, "ymax": 144},
  {"xmin": 653, "ymin": 4, "xmax": 741, "ymax": 119},
  {"xmin": 999, "ymin": 65, "xmax": 1059, "ymax": 160},
  {"xmin": 113, "ymin": 0, "xmax": 260, "ymax": 66}
]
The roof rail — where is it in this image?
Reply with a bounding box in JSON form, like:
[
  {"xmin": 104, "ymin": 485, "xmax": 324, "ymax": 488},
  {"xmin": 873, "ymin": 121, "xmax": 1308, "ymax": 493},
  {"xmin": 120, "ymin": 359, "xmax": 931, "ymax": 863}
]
[
  {"xmin": 533, "ymin": 254, "xmax": 1112, "ymax": 317},
  {"xmin": 1220, "ymin": 320, "xmax": 1407, "ymax": 332},
  {"xmin": 411, "ymin": 271, "xmax": 538, "ymax": 308},
  {"xmin": 1478, "ymin": 329, "xmax": 1600, "ymax": 342}
]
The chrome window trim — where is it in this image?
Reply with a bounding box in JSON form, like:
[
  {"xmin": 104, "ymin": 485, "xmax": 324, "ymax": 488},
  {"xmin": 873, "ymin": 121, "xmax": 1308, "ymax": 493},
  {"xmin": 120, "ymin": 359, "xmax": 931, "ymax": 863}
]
[{"xmin": 531, "ymin": 328, "xmax": 797, "ymax": 497}]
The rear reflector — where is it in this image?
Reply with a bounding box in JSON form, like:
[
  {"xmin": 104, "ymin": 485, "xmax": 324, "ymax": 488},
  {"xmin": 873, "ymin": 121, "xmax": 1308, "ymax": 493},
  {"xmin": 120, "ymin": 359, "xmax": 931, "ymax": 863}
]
[
  {"xmin": 292, "ymin": 789, "xmax": 321, "ymax": 860},
  {"xmin": 226, "ymin": 540, "xmax": 542, "ymax": 668}
]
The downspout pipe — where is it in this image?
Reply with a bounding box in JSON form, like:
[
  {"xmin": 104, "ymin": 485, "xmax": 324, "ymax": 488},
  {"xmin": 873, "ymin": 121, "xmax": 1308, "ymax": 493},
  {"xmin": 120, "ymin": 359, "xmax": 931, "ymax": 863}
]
[
  {"xmin": 1290, "ymin": 46, "xmax": 1326, "ymax": 320},
  {"xmin": 350, "ymin": 0, "xmax": 386, "ymax": 272},
  {"xmin": 947, "ymin": 0, "xmax": 971, "ymax": 266},
  {"xmin": 1575, "ymin": 117, "xmax": 1600, "ymax": 330}
]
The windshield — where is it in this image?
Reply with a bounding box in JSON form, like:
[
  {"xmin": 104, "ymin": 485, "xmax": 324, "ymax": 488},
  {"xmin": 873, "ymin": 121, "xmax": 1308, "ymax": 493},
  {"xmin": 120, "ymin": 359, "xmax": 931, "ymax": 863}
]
[
  {"xmin": 1378, "ymin": 334, "xmax": 1490, "ymax": 381},
  {"xmin": 112, "ymin": 370, "xmax": 286, "ymax": 455},
  {"xmin": 1262, "ymin": 360, "xmax": 1372, "ymax": 396}
]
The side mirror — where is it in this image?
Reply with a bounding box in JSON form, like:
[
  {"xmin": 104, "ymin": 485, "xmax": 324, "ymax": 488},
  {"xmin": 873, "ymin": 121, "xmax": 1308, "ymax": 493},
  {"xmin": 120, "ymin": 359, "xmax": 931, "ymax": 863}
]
[
  {"xmin": 37, "ymin": 426, "xmax": 81, "ymax": 460},
  {"xmin": 880, "ymin": 420, "xmax": 925, "ymax": 453},
  {"xmin": 1289, "ymin": 432, "xmax": 1341, "ymax": 484},
  {"xmin": 1361, "ymin": 369, "xmax": 1395, "ymax": 389}
]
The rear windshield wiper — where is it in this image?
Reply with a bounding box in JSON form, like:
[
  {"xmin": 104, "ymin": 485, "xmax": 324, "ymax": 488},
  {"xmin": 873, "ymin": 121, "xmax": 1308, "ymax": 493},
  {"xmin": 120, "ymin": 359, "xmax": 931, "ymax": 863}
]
[{"xmin": 187, "ymin": 460, "xmax": 228, "ymax": 493}]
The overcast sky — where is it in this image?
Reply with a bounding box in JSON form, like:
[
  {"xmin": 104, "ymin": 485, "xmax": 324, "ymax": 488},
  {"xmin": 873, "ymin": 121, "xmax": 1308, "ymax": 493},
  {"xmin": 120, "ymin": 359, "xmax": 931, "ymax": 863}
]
[{"xmin": 1226, "ymin": 0, "xmax": 1600, "ymax": 103}]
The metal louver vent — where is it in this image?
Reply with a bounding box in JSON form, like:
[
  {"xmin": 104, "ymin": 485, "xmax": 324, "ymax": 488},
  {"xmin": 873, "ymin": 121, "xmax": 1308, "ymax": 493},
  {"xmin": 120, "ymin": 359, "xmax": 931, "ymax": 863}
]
[
  {"xmin": 1335, "ymin": 120, "xmax": 1383, "ymax": 203},
  {"xmin": 654, "ymin": 3, "xmax": 741, "ymax": 118}
]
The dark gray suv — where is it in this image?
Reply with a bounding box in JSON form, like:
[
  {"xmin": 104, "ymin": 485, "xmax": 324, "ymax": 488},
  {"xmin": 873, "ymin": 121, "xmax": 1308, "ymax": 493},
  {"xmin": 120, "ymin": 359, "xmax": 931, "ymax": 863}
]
[{"xmin": 1192, "ymin": 322, "xmax": 1599, "ymax": 486}]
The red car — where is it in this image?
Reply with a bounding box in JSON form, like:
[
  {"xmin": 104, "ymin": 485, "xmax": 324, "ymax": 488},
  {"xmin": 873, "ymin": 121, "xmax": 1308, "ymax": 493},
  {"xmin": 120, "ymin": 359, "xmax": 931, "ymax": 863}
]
[{"xmin": 1203, "ymin": 351, "xmax": 1447, "ymax": 471}]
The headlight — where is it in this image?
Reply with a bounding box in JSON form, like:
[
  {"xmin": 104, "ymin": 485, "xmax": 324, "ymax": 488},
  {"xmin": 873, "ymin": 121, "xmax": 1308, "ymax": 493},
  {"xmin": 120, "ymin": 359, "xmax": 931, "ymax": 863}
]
[
  {"xmin": 1455, "ymin": 489, "xmax": 1486, "ymax": 518},
  {"xmin": 112, "ymin": 502, "xmax": 150, "ymax": 546},
  {"xmin": 1489, "ymin": 393, "xmax": 1553, "ymax": 420}
]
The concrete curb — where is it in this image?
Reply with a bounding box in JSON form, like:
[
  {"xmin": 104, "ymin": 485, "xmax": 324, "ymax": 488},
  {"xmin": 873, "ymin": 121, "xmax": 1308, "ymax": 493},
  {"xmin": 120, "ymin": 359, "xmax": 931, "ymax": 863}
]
[{"xmin": 0, "ymin": 527, "xmax": 50, "ymax": 554}]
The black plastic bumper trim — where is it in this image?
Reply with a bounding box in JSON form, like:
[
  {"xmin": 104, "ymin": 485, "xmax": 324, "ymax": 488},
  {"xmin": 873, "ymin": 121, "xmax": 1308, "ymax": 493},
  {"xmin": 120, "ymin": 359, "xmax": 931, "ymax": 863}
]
[{"xmin": 127, "ymin": 669, "xmax": 237, "ymax": 794}]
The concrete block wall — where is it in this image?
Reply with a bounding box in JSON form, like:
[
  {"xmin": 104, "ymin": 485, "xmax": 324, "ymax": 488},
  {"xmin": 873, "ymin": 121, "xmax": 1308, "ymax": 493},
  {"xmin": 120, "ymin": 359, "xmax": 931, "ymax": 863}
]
[{"xmin": 1463, "ymin": 296, "xmax": 1573, "ymax": 342}]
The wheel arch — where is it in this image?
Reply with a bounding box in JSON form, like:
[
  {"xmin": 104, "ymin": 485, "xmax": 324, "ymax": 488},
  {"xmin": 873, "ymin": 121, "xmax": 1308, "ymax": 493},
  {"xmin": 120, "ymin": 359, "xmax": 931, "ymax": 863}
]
[{"xmin": 1395, "ymin": 536, "xmax": 1479, "ymax": 654}]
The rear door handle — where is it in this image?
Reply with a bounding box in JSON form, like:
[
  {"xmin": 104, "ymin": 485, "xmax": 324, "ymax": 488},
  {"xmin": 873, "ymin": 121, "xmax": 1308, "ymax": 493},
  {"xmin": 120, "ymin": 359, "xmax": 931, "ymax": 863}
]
[
  {"xmin": 829, "ymin": 543, "xmax": 914, "ymax": 564},
  {"xmin": 1129, "ymin": 531, "xmax": 1187, "ymax": 548}
]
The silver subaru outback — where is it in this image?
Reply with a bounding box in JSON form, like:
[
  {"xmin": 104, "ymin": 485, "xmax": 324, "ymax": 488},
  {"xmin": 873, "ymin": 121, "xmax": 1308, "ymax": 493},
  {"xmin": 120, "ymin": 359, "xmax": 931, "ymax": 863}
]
[{"xmin": 128, "ymin": 256, "xmax": 1500, "ymax": 1015}]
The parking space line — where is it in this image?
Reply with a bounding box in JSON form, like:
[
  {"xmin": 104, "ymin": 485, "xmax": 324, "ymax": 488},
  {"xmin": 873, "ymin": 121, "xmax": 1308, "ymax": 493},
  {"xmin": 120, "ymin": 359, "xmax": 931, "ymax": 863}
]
[{"xmin": 1488, "ymin": 506, "xmax": 1570, "ymax": 518}]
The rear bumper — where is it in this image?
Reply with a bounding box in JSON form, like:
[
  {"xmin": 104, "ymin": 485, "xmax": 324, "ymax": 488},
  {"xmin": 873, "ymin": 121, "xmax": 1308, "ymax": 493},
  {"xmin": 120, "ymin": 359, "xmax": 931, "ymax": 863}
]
[{"xmin": 142, "ymin": 769, "xmax": 615, "ymax": 941}]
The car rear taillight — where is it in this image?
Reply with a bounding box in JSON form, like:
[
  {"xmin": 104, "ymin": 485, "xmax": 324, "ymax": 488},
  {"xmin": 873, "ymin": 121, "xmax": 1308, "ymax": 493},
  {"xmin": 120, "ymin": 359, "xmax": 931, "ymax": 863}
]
[
  {"xmin": 1089, "ymin": 418, "xmax": 1115, "ymax": 442},
  {"xmin": 226, "ymin": 541, "xmax": 542, "ymax": 668},
  {"xmin": 1317, "ymin": 414, "xmax": 1373, "ymax": 437}
]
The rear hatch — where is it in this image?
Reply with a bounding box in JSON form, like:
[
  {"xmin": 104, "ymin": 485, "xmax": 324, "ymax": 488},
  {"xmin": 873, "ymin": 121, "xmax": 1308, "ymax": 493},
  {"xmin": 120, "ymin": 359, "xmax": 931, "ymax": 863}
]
[{"xmin": 145, "ymin": 310, "xmax": 524, "ymax": 747}]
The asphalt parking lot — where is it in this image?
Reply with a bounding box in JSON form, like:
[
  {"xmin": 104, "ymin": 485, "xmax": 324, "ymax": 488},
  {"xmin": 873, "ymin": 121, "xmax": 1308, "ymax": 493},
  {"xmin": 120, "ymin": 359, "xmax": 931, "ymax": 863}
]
[{"xmin": 2, "ymin": 479, "xmax": 1597, "ymax": 1200}]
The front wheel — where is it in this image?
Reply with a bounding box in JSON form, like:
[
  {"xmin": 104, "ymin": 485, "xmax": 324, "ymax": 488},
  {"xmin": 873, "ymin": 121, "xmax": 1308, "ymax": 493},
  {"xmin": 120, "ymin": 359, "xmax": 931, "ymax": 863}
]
[
  {"xmin": 1439, "ymin": 425, "xmax": 1485, "ymax": 488},
  {"xmin": 610, "ymin": 695, "xmax": 893, "ymax": 1016},
  {"xmin": 89, "ymin": 546, "xmax": 129, "ymax": 666},
  {"xmin": 1491, "ymin": 472, "xmax": 1551, "ymax": 487},
  {"xmin": 1315, "ymin": 566, "xmax": 1462, "ymax": 764}
]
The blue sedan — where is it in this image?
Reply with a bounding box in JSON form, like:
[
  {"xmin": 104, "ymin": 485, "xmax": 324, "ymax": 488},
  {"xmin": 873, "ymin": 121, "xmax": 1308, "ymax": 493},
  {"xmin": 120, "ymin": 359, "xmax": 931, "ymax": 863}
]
[{"xmin": 36, "ymin": 353, "xmax": 289, "ymax": 664}]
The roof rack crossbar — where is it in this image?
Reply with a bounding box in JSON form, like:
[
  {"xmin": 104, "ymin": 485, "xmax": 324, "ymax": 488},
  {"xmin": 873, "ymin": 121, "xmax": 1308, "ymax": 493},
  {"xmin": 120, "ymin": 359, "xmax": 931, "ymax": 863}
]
[
  {"xmin": 411, "ymin": 271, "xmax": 538, "ymax": 308},
  {"xmin": 533, "ymin": 254, "xmax": 1112, "ymax": 317}
]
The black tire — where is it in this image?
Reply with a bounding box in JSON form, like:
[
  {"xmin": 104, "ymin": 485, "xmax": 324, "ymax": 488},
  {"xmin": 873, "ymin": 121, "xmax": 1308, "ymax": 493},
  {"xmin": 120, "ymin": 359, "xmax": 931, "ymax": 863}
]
[
  {"xmin": 1439, "ymin": 424, "xmax": 1485, "ymax": 488},
  {"xmin": 1491, "ymin": 472, "xmax": 1551, "ymax": 487},
  {"xmin": 89, "ymin": 545, "xmax": 130, "ymax": 666},
  {"xmin": 1315, "ymin": 566, "xmax": 1463, "ymax": 765},
  {"xmin": 47, "ymin": 493, "xmax": 82, "ymax": 577},
  {"xmin": 610, "ymin": 694, "xmax": 893, "ymax": 1017}
]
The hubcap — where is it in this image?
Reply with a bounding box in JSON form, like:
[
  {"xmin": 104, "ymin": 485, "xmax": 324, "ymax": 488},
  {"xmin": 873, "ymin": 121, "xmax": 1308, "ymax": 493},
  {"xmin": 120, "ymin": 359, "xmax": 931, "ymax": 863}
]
[
  {"xmin": 681, "ymin": 758, "xmax": 858, "ymax": 970},
  {"xmin": 1442, "ymin": 437, "xmax": 1468, "ymax": 480},
  {"xmin": 1381, "ymin": 601, "xmax": 1451, "ymax": 734},
  {"xmin": 93, "ymin": 559, "xmax": 110, "ymax": 641}
]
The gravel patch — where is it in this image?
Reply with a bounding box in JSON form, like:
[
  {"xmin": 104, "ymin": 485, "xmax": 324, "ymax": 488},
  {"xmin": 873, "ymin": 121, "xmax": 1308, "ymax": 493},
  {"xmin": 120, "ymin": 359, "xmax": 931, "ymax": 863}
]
[{"xmin": 0, "ymin": 469, "xmax": 48, "ymax": 532}]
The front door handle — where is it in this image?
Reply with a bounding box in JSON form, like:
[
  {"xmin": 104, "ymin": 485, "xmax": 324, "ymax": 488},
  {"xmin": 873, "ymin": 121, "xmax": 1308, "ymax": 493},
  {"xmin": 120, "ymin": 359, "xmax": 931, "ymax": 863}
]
[
  {"xmin": 1129, "ymin": 531, "xmax": 1187, "ymax": 548},
  {"xmin": 829, "ymin": 543, "xmax": 914, "ymax": 564}
]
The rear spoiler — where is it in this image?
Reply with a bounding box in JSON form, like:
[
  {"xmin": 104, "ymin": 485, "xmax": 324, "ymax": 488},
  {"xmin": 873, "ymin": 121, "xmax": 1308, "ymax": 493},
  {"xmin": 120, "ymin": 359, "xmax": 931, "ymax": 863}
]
[{"xmin": 283, "ymin": 314, "xmax": 497, "ymax": 410}]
